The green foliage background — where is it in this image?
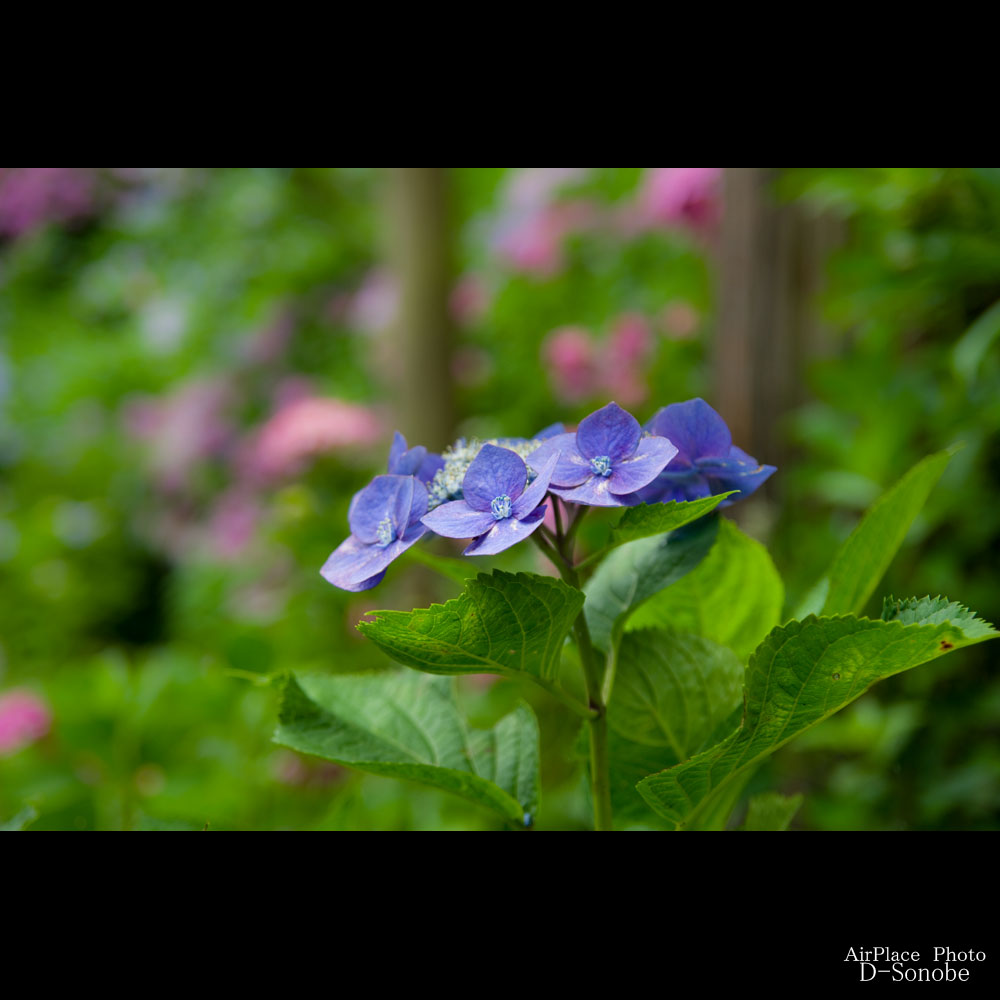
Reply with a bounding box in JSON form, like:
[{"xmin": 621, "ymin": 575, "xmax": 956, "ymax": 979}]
[{"xmin": 1, "ymin": 167, "xmax": 998, "ymax": 830}]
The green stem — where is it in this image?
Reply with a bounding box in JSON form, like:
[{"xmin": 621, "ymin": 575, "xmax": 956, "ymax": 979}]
[
  {"xmin": 570, "ymin": 599, "xmax": 614, "ymax": 831},
  {"xmin": 533, "ymin": 675, "xmax": 599, "ymax": 720},
  {"xmin": 533, "ymin": 522, "xmax": 614, "ymax": 831}
]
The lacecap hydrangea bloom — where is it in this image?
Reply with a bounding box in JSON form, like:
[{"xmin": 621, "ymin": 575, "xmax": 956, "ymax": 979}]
[
  {"xmin": 421, "ymin": 444, "xmax": 559, "ymax": 555},
  {"xmin": 425, "ymin": 424, "xmax": 562, "ymax": 509},
  {"xmin": 634, "ymin": 397, "xmax": 776, "ymax": 506},
  {"xmin": 387, "ymin": 431, "xmax": 444, "ymax": 484},
  {"xmin": 318, "ymin": 401, "xmax": 775, "ymax": 592},
  {"xmin": 528, "ymin": 402, "xmax": 677, "ymax": 507},
  {"xmin": 321, "ymin": 475, "xmax": 428, "ymax": 592}
]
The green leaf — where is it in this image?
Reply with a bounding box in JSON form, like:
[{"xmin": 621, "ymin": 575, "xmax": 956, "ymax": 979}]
[
  {"xmin": 605, "ymin": 629, "xmax": 744, "ymax": 823},
  {"xmin": 584, "ymin": 515, "xmax": 719, "ymax": 653},
  {"xmin": 628, "ymin": 518, "xmax": 784, "ymax": 661},
  {"xmin": 274, "ymin": 672, "xmax": 539, "ymax": 825},
  {"xmin": 0, "ymin": 806, "xmax": 38, "ymax": 831},
  {"xmin": 358, "ymin": 570, "xmax": 584, "ymax": 684},
  {"xmin": 796, "ymin": 449, "xmax": 953, "ymax": 618},
  {"xmin": 608, "ymin": 629, "xmax": 744, "ymax": 759},
  {"xmin": 609, "ymin": 494, "xmax": 735, "ymax": 546},
  {"xmin": 741, "ymin": 792, "xmax": 803, "ymax": 831},
  {"xmin": 953, "ymin": 297, "xmax": 1000, "ymax": 383},
  {"xmin": 637, "ymin": 600, "xmax": 997, "ymax": 828}
]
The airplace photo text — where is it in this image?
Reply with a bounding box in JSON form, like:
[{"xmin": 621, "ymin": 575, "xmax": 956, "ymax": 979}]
[{"xmin": 845, "ymin": 947, "xmax": 987, "ymax": 983}]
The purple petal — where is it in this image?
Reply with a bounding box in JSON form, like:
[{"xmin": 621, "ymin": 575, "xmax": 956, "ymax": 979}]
[
  {"xmin": 462, "ymin": 444, "xmax": 528, "ymax": 512},
  {"xmin": 550, "ymin": 476, "xmax": 626, "ymax": 508},
  {"xmin": 348, "ymin": 475, "xmax": 419, "ymax": 543},
  {"xmin": 646, "ymin": 398, "xmax": 731, "ymax": 464},
  {"xmin": 334, "ymin": 570, "xmax": 388, "ymax": 593},
  {"xmin": 699, "ymin": 447, "xmax": 776, "ymax": 504},
  {"xmin": 405, "ymin": 479, "xmax": 429, "ymax": 527},
  {"xmin": 387, "ymin": 431, "xmax": 409, "ymax": 471},
  {"xmin": 421, "ymin": 500, "xmax": 496, "ymax": 539},
  {"xmin": 576, "ymin": 402, "xmax": 642, "ymax": 462},
  {"xmin": 633, "ymin": 469, "xmax": 712, "ymax": 505},
  {"xmin": 388, "ymin": 431, "xmax": 441, "ymax": 484},
  {"xmin": 463, "ymin": 507, "xmax": 547, "ymax": 556},
  {"xmin": 608, "ymin": 435, "xmax": 679, "ymax": 496},
  {"xmin": 320, "ymin": 528, "xmax": 424, "ymax": 591},
  {"xmin": 528, "ymin": 433, "xmax": 590, "ymax": 487},
  {"xmin": 417, "ymin": 452, "xmax": 445, "ymax": 485},
  {"xmin": 511, "ymin": 450, "xmax": 559, "ymax": 519}
]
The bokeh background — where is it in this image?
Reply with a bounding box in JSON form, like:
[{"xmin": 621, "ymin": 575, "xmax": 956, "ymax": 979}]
[{"xmin": 1, "ymin": 167, "xmax": 997, "ymax": 831}]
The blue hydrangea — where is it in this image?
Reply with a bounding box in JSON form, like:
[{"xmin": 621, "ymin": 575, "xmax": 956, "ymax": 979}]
[{"xmin": 634, "ymin": 398, "xmax": 776, "ymax": 506}]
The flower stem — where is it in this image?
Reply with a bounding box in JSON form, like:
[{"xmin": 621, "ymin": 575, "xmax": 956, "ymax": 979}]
[{"xmin": 533, "ymin": 513, "xmax": 614, "ymax": 831}]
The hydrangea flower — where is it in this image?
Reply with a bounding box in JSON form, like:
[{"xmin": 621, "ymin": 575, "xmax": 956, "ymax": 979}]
[
  {"xmin": 426, "ymin": 424, "xmax": 562, "ymax": 509},
  {"xmin": 387, "ymin": 431, "xmax": 444, "ymax": 484},
  {"xmin": 421, "ymin": 444, "xmax": 559, "ymax": 555},
  {"xmin": 528, "ymin": 402, "xmax": 677, "ymax": 507},
  {"xmin": 321, "ymin": 475, "xmax": 429, "ymax": 592},
  {"xmin": 634, "ymin": 398, "xmax": 776, "ymax": 506}
]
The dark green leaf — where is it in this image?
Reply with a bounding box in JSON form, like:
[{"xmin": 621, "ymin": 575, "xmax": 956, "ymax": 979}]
[
  {"xmin": 584, "ymin": 515, "xmax": 719, "ymax": 653},
  {"xmin": 797, "ymin": 450, "xmax": 953, "ymax": 618},
  {"xmin": 638, "ymin": 600, "xmax": 997, "ymax": 828},
  {"xmin": 274, "ymin": 672, "xmax": 539, "ymax": 825},
  {"xmin": 358, "ymin": 570, "xmax": 584, "ymax": 684},
  {"xmin": 605, "ymin": 629, "xmax": 744, "ymax": 824},
  {"xmin": 628, "ymin": 518, "xmax": 783, "ymax": 660}
]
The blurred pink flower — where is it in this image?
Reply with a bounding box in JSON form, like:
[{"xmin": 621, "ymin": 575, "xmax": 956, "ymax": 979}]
[
  {"xmin": 506, "ymin": 168, "xmax": 589, "ymax": 210},
  {"xmin": 450, "ymin": 274, "xmax": 491, "ymax": 326},
  {"xmin": 604, "ymin": 313, "xmax": 653, "ymax": 406},
  {"xmin": 0, "ymin": 690, "xmax": 51, "ymax": 755},
  {"xmin": 123, "ymin": 377, "xmax": 234, "ymax": 494},
  {"xmin": 245, "ymin": 396, "xmax": 383, "ymax": 482},
  {"xmin": 543, "ymin": 326, "xmax": 600, "ymax": 401},
  {"xmin": 0, "ymin": 167, "xmax": 96, "ymax": 238},
  {"xmin": 635, "ymin": 167, "xmax": 722, "ymax": 234},
  {"xmin": 543, "ymin": 313, "xmax": 657, "ymax": 406},
  {"xmin": 494, "ymin": 201, "xmax": 596, "ymax": 277},
  {"xmin": 208, "ymin": 488, "xmax": 262, "ymax": 560}
]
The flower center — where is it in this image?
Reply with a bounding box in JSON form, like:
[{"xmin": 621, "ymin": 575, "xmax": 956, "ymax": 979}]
[
  {"xmin": 490, "ymin": 494, "xmax": 513, "ymax": 520},
  {"xmin": 590, "ymin": 455, "xmax": 613, "ymax": 477},
  {"xmin": 375, "ymin": 516, "xmax": 396, "ymax": 547}
]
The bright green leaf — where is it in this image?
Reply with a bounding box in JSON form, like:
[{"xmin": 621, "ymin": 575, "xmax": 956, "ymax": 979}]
[
  {"xmin": 584, "ymin": 515, "xmax": 719, "ymax": 653},
  {"xmin": 274, "ymin": 672, "xmax": 539, "ymax": 825},
  {"xmin": 608, "ymin": 629, "xmax": 744, "ymax": 759},
  {"xmin": 741, "ymin": 792, "xmax": 803, "ymax": 831},
  {"xmin": 605, "ymin": 629, "xmax": 744, "ymax": 823},
  {"xmin": 638, "ymin": 600, "xmax": 997, "ymax": 828},
  {"xmin": 796, "ymin": 450, "xmax": 953, "ymax": 618},
  {"xmin": 358, "ymin": 570, "xmax": 584, "ymax": 684},
  {"xmin": 610, "ymin": 493, "xmax": 735, "ymax": 546},
  {"xmin": 628, "ymin": 518, "xmax": 783, "ymax": 660}
]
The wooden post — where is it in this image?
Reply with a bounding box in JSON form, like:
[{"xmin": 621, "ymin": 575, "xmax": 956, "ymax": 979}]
[
  {"xmin": 715, "ymin": 168, "xmax": 845, "ymax": 510},
  {"xmin": 381, "ymin": 168, "xmax": 456, "ymax": 451}
]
